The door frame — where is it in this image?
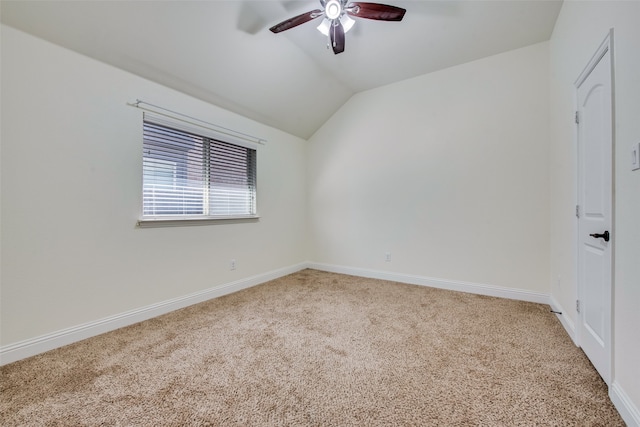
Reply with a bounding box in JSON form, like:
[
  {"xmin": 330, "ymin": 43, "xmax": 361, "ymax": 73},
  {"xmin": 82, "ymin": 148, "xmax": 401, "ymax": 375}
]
[{"xmin": 573, "ymin": 29, "xmax": 615, "ymax": 385}]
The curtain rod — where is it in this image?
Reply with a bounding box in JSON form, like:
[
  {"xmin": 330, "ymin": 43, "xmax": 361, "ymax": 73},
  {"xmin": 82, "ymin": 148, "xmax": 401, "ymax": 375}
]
[{"xmin": 127, "ymin": 99, "xmax": 267, "ymax": 145}]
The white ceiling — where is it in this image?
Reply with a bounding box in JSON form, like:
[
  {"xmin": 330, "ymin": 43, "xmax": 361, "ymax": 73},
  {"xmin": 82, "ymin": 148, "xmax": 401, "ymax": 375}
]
[{"xmin": 1, "ymin": 0, "xmax": 563, "ymax": 139}]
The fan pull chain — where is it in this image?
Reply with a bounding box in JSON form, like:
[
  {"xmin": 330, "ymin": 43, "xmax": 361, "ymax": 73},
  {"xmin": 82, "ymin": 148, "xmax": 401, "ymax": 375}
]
[{"xmin": 332, "ymin": 21, "xmax": 336, "ymax": 47}]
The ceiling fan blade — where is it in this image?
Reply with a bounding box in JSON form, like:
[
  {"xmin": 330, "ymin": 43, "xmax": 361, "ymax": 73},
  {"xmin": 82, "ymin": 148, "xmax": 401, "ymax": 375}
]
[
  {"xmin": 330, "ymin": 21, "xmax": 345, "ymax": 54},
  {"xmin": 269, "ymin": 9, "xmax": 322, "ymax": 33},
  {"xmin": 347, "ymin": 2, "xmax": 406, "ymax": 21}
]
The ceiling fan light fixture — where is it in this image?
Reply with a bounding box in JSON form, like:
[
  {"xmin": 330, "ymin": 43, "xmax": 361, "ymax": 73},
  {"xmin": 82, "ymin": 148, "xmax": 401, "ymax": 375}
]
[
  {"xmin": 340, "ymin": 14, "xmax": 355, "ymax": 33},
  {"xmin": 325, "ymin": 0, "xmax": 342, "ymax": 19},
  {"xmin": 317, "ymin": 18, "xmax": 331, "ymax": 36}
]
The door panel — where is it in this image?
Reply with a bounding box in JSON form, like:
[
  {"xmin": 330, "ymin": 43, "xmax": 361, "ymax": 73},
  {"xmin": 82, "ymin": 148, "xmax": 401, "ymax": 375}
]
[
  {"xmin": 584, "ymin": 245, "xmax": 605, "ymax": 345},
  {"xmin": 583, "ymin": 84, "xmax": 607, "ymax": 216},
  {"xmin": 576, "ymin": 39, "xmax": 612, "ymax": 385}
]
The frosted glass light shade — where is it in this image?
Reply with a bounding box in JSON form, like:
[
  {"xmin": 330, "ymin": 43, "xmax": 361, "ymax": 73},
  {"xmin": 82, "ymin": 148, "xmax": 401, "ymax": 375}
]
[
  {"xmin": 317, "ymin": 15, "xmax": 355, "ymax": 36},
  {"xmin": 341, "ymin": 14, "xmax": 355, "ymax": 33},
  {"xmin": 317, "ymin": 19, "xmax": 331, "ymax": 36}
]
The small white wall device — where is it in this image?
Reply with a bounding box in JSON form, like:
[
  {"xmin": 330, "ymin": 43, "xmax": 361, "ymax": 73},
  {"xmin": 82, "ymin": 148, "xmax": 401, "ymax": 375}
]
[{"xmin": 632, "ymin": 142, "xmax": 640, "ymax": 171}]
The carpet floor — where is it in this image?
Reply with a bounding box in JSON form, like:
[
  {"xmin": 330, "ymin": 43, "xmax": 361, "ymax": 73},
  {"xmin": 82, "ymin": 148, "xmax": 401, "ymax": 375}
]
[{"xmin": 0, "ymin": 269, "xmax": 624, "ymax": 426}]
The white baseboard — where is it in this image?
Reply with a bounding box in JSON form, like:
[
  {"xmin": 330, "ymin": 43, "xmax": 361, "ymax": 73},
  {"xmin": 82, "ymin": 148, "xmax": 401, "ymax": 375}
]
[
  {"xmin": 549, "ymin": 295, "xmax": 577, "ymax": 345},
  {"xmin": 0, "ymin": 262, "xmax": 307, "ymax": 366},
  {"xmin": 0, "ymin": 262, "xmax": 563, "ymax": 366},
  {"xmin": 610, "ymin": 381, "xmax": 640, "ymax": 427},
  {"xmin": 307, "ymin": 262, "xmax": 550, "ymax": 305}
]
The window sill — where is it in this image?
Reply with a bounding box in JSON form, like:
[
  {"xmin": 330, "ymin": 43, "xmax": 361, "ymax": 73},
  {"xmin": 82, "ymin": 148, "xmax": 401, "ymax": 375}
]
[{"xmin": 137, "ymin": 215, "xmax": 260, "ymax": 228}]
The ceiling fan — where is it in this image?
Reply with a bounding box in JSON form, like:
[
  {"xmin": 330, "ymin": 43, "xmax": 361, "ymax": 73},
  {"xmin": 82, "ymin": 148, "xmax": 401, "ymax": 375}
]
[{"xmin": 269, "ymin": 0, "xmax": 406, "ymax": 55}]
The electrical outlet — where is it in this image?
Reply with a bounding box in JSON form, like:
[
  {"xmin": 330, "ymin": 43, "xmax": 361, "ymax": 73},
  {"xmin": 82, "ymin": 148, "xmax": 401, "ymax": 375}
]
[
  {"xmin": 230, "ymin": 259, "xmax": 236, "ymax": 270},
  {"xmin": 385, "ymin": 252, "xmax": 391, "ymax": 262}
]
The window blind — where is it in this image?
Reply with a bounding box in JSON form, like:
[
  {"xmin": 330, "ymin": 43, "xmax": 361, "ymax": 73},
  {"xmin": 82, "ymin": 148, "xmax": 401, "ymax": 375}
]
[{"xmin": 142, "ymin": 116, "xmax": 256, "ymax": 218}]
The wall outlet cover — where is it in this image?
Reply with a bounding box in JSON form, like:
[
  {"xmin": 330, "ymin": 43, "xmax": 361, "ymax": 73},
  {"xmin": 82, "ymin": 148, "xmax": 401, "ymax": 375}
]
[{"xmin": 632, "ymin": 142, "xmax": 640, "ymax": 171}]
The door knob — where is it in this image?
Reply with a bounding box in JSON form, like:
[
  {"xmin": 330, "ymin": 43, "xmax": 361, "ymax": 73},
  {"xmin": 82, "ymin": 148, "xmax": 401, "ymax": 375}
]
[{"xmin": 589, "ymin": 230, "xmax": 610, "ymax": 242}]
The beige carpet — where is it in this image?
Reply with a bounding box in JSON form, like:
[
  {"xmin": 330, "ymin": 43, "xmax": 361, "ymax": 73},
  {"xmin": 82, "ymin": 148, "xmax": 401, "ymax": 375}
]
[{"xmin": 0, "ymin": 269, "xmax": 623, "ymax": 426}]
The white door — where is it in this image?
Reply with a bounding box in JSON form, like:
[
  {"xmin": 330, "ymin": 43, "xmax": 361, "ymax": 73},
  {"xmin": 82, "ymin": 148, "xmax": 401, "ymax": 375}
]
[{"xmin": 575, "ymin": 33, "xmax": 613, "ymax": 385}]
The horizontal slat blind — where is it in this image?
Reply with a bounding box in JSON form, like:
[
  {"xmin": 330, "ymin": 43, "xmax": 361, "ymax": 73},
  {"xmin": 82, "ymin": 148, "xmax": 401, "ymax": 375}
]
[
  {"xmin": 209, "ymin": 139, "xmax": 257, "ymax": 216},
  {"xmin": 143, "ymin": 116, "xmax": 256, "ymax": 217}
]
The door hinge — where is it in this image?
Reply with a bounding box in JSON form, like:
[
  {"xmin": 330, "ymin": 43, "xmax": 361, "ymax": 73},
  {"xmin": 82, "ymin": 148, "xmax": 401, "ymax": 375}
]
[
  {"xmin": 575, "ymin": 111, "xmax": 580, "ymax": 124},
  {"xmin": 576, "ymin": 205, "xmax": 580, "ymax": 218},
  {"xmin": 576, "ymin": 299, "xmax": 581, "ymax": 313}
]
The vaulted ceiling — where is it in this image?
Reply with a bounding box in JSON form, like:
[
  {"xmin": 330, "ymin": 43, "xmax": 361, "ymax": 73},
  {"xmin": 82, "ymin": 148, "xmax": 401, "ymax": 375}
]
[{"xmin": 1, "ymin": 0, "xmax": 563, "ymax": 139}]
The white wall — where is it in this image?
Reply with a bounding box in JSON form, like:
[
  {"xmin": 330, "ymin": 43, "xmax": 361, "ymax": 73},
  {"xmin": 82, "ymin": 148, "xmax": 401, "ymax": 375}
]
[
  {"xmin": 0, "ymin": 25, "xmax": 308, "ymax": 347},
  {"xmin": 549, "ymin": 1, "xmax": 640, "ymax": 423},
  {"xmin": 307, "ymin": 42, "xmax": 550, "ymax": 294}
]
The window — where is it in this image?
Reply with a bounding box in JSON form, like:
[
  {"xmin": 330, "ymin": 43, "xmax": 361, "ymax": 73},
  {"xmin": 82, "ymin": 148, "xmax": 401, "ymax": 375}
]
[{"xmin": 141, "ymin": 113, "xmax": 257, "ymax": 222}]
